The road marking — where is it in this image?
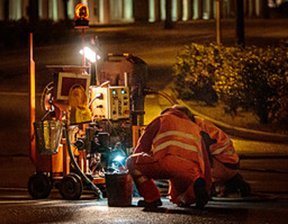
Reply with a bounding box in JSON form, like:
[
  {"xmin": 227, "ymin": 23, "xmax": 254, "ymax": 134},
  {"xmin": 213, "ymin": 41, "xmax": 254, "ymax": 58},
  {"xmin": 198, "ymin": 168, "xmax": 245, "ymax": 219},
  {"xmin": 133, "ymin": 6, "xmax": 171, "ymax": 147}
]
[{"xmin": 0, "ymin": 199, "xmax": 107, "ymax": 208}]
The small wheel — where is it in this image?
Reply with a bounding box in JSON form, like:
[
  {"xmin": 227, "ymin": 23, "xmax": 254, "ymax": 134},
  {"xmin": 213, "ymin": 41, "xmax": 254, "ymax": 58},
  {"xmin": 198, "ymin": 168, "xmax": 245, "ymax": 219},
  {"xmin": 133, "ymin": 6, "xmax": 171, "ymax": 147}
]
[
  {"xmin": 59, "ymin": 173, "xmax": 83, "ymax": 200},
  {"xmin": 40, "ymin": 82, "xmax": 54, "ymax": 112},
  {"xmin": 28, "ymin": 173, "xmax": 52, "ymax": 199},
  {"xmin": 68, "ymin": 172, "xmax": 82, "ymax": 180}
]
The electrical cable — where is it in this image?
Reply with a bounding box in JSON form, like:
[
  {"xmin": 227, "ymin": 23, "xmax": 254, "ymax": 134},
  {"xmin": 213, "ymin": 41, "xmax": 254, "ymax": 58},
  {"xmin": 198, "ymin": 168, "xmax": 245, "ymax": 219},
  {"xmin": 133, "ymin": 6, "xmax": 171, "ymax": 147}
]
[
  {"xmin": 64, "ymin": 124, "xmax": 103, "ymax": 199},
  {"xmin": 144, "ymin": 88, "xmax": 177, "ymax": 105}
]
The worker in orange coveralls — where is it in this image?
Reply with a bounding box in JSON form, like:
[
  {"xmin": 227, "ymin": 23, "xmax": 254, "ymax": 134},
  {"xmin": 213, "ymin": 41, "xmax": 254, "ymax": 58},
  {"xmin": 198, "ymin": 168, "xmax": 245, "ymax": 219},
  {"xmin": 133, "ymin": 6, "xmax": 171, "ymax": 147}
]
[
  {"xmin": 172, "ymin": 105, "xmax": 251, "ymax": 197},
  {"xmin": 126, "ymin": 106, "xmax": 212, "ymax": 209}
]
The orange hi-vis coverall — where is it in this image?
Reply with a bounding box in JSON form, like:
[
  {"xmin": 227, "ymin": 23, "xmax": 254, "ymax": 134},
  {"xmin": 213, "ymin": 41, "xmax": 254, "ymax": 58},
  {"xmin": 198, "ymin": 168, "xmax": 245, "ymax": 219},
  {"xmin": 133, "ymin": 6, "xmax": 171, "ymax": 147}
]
[
  {"xmin": 194, "ymin": 116, "xmax": 239, "ymax": 184},
  {"xmin": 126, "ymin": 108, "xmax": 211, "ymax": 205}
]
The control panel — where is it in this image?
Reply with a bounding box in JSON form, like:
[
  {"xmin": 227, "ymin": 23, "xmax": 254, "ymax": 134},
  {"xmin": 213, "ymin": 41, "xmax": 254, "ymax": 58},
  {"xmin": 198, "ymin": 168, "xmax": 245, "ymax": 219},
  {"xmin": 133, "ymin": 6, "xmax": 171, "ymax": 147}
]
[{"xmin": 90, "ymin": 86, "xmax": 130, "ymax": 120}]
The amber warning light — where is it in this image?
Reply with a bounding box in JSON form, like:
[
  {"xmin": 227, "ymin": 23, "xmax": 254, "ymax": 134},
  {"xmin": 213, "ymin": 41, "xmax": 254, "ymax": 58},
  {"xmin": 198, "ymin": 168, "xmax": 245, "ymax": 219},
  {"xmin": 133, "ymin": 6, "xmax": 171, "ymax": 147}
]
[{"xmin": 74, "ymin": 3, "xmax": 89, "ymax": 28}]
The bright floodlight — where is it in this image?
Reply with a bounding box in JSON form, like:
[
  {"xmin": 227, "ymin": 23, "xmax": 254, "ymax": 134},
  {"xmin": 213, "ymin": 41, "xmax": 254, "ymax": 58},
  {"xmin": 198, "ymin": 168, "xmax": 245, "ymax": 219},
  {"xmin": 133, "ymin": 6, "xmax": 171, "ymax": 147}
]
[{"xmin": 79, "ymin": 46, "xmax": 100, "ymax": 63}]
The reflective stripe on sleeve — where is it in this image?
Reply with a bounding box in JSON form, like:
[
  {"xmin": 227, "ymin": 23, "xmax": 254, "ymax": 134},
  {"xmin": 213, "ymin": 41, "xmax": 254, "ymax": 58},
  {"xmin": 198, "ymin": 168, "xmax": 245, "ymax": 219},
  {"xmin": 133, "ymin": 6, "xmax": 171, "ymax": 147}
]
[
  {"xmin": 210, "ymin": 146, "xmax": 226, "ymax": 155},
  {"xmin": 210, "ymin": 140, "xmax": 233, "ymax": 155}
]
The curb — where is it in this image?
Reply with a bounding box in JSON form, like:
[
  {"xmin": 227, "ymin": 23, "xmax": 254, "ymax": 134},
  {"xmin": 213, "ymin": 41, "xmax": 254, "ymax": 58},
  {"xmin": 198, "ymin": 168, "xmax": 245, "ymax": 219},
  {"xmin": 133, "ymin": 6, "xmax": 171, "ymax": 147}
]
[
  {"xmin": 162, "ymin": 86, "xmax": 288, "ymax": 144},
  {"xmin": 182, "ymin": 99, "xmax": 288, "ymax": 143}
]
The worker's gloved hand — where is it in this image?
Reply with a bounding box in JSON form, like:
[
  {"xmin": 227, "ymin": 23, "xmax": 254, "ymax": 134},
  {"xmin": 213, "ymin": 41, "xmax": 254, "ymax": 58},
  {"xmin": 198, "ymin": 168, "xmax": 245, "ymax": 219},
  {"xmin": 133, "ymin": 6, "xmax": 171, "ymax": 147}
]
[{"xmin": 211, "ymin": 182, "xmax": 226, "ymax": 197}]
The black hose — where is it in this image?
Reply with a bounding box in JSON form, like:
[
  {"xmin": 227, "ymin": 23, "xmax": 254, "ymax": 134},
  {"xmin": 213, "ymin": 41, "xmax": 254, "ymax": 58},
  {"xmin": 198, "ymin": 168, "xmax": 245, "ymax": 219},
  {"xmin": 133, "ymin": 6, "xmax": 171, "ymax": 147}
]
[
  {"xmin": 144, "ymin": 88, "xmax": 177, "ymax": 105},
  {"xmin": 64, "ymin": 125, "xmax": 103, "ymax": 199}
]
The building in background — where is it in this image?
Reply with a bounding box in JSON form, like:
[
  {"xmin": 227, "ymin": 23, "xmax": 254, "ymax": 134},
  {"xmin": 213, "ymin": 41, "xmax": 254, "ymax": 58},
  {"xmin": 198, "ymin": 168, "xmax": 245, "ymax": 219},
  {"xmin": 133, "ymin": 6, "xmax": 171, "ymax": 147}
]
[{"xmin": 0, "ymin": 0, "xmax": 287, "ymax": 25}]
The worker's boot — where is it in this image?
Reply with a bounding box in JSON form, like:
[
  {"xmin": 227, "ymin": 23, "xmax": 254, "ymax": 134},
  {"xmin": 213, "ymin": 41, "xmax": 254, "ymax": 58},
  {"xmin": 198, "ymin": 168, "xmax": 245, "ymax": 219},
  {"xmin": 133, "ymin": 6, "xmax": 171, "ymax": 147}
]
[{"xmin": 193, "ymin": 178, "xmax": 209, "ymax": 209}]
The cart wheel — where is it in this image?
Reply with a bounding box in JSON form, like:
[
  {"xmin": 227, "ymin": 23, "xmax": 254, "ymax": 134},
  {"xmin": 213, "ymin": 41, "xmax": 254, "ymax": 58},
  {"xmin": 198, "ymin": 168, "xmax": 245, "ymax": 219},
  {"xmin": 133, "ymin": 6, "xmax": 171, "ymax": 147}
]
[
  {"xmin": 28, "ymin": 173, "xmax": 52, "ymax": 199},
  {"xmin": 59, "ymin": 173, "xmax": 83, "ymax": 200},
  {"xmin": 40, "ymin": 82, "xmax": 54, "ymax": 112}
]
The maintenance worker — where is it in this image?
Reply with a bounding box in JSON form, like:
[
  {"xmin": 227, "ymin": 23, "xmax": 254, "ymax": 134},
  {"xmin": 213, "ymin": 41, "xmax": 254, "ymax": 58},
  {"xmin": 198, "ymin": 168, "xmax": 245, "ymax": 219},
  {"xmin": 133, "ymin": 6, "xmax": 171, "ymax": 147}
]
[
  {"xmin": 171, "ymin": 105, "xmax": 251, "ymax": 197},
  {"xmin": 126, "ymin": 106, "xmax": 211, "ymax": 209}
]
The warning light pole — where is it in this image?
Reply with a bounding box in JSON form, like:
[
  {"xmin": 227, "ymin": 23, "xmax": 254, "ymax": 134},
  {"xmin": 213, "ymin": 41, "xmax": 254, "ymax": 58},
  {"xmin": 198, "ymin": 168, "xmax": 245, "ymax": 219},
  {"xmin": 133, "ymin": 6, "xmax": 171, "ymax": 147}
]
[{"xmin": 74, "ymin": 3, "xmax": 90, "ymax": 66}]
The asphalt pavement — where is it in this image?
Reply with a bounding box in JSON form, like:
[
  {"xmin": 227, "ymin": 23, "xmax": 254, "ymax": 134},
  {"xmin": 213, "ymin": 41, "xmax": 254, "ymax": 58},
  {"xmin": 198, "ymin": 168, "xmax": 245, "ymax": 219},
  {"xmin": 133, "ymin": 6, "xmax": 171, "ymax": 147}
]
[{"xmin": 0, "ymin": 187, "xmax": 288, "ymax": 224}]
